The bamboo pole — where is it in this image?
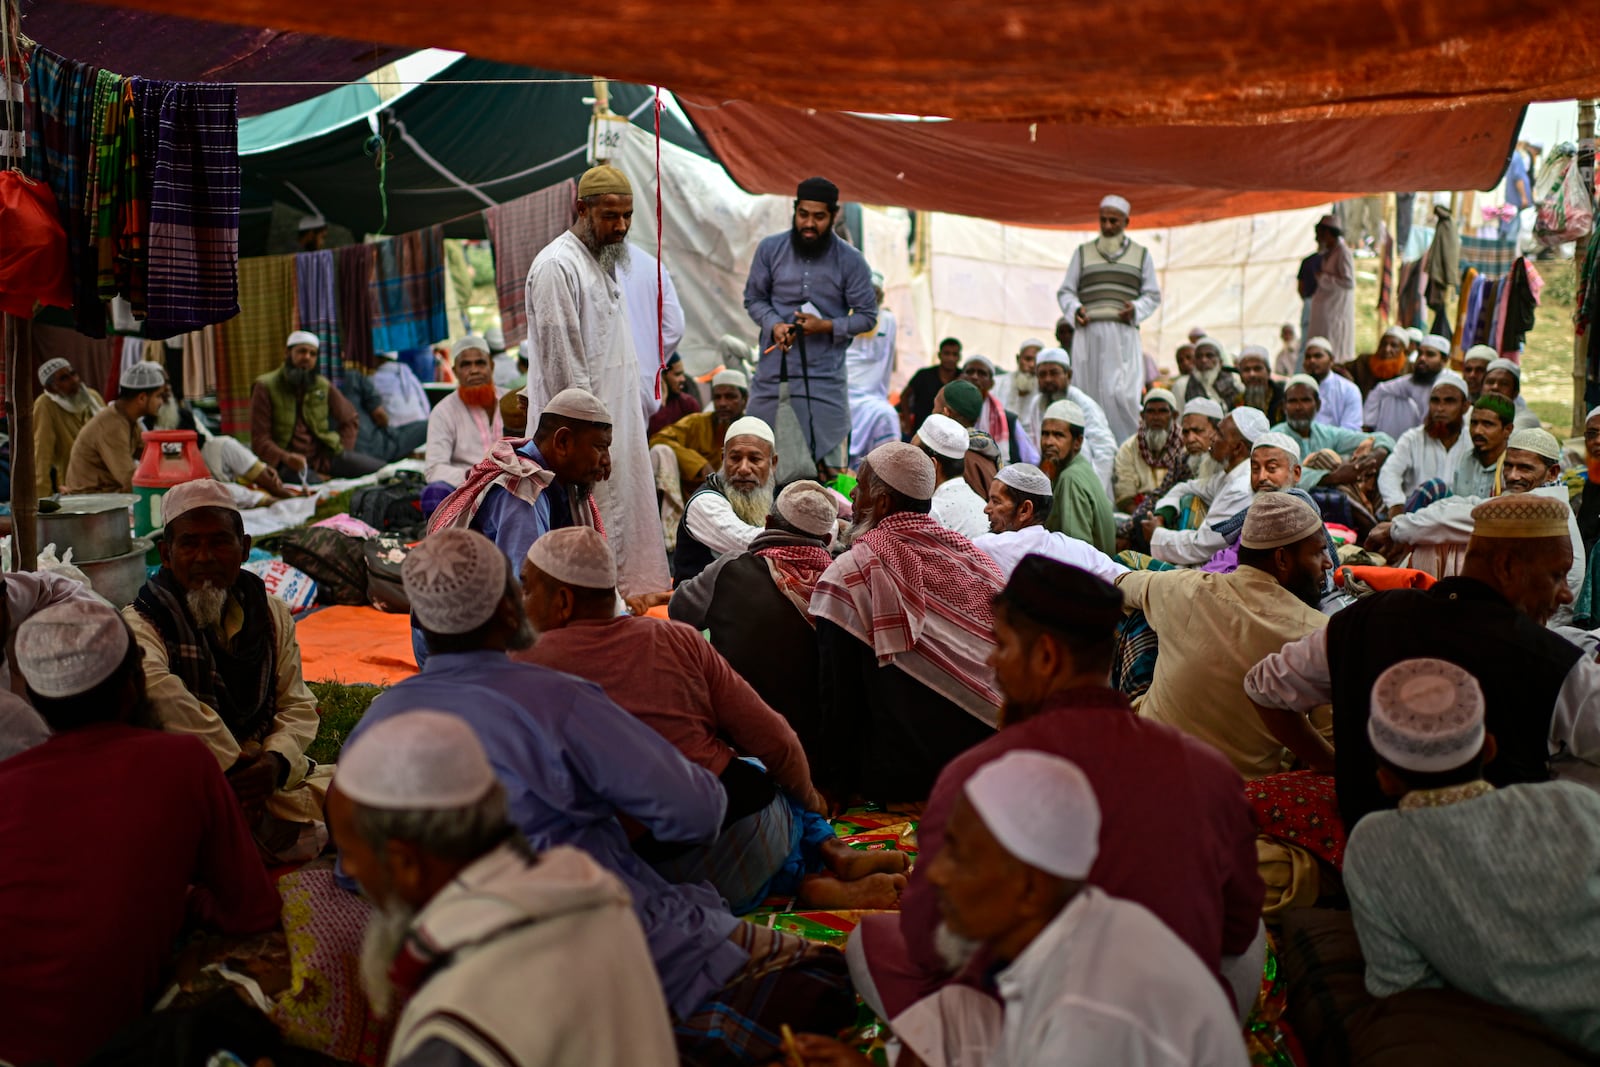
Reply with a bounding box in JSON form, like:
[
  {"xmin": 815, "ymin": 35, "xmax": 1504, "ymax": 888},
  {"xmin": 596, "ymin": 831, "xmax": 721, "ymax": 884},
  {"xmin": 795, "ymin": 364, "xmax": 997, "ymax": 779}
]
[
  {"xmin": 5, "ymin": 312, "xmax": 37, "ymax": 571},
  {"xmin": 1574, "ymin": 100, "xmax": 1596, "ymax": 437}
]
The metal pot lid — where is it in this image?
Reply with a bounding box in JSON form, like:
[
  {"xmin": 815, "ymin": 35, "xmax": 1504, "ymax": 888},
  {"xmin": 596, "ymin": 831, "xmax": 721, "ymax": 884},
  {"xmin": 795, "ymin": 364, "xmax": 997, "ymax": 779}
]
[{"xmin": 44, "ymin": 494, "xmax": 138, "ymax": 515}]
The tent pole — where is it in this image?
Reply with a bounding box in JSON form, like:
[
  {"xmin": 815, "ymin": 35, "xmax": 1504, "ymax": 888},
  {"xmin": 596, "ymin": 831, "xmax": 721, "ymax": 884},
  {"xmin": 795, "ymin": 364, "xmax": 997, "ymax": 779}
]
[
  {"xmin": 5, "ymin": 312, "xmax": 37, "ymax": 572},
  {"xmin": 1574, "ymin": 100, "xmax": 1596, "ymax": 437}
]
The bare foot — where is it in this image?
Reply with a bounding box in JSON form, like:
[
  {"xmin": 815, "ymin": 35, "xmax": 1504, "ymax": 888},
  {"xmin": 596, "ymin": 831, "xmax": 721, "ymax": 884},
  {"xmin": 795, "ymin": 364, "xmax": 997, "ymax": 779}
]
[
  {"xmin": 798, "ymin": 872, "xmax": 907, "ymax": 910},
  {"xmin": 821, "ymin": 838, "xmax": 912, "ymax": 881}
]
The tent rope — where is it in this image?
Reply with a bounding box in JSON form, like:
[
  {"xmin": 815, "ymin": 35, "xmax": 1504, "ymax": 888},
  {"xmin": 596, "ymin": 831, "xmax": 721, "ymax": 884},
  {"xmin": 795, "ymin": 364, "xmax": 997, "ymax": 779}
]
[
  {"xmin": 653, "ymin": 86, "xmax": 665, "ymax": 401},
  {"xmin": 363, "ymin": 126, "xmax": 391, "ymax": 234}
]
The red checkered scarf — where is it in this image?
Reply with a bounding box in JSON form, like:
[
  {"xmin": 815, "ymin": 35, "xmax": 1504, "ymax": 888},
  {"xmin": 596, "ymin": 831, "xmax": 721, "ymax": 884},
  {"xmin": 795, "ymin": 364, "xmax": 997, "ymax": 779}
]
[
  {"xmin": 755, "ymin": 543, "xmax": 833, "ymax": 611},
  {"xmin": 811, "ymin": 512, "xmax": 1004, "ymax": 712},
  {"xmin": 427, "ymin": 437, "xmax": 604, "ymax": 536},
  {"xmin": 979, "ymin": 392, "xmax": 1011, "ymax": 448}
]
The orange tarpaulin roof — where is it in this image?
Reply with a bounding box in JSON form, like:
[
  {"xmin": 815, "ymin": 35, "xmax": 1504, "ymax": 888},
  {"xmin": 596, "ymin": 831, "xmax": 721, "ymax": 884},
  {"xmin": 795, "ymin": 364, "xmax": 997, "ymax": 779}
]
[{"xmin": 90, "ymin": 0, "xmax": 1600, "ymax": 125}]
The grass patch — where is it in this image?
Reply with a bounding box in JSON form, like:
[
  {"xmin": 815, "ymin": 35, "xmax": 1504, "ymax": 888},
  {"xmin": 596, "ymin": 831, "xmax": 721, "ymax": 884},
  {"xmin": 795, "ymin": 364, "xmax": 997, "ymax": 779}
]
[{"xmin": 307, "ymin": 681, "xmax": 383, "ymax": 764}]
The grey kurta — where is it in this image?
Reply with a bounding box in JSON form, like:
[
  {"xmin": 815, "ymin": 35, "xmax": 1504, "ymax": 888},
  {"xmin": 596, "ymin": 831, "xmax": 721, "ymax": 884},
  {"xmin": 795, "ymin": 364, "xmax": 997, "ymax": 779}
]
[{"xmin": 743, "ymin": 233, "xmax": 877, "ymax": 463}]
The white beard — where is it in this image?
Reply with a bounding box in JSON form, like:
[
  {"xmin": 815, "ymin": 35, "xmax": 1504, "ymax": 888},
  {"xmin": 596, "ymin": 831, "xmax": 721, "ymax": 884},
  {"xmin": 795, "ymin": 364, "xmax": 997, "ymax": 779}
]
[
  {"xmin": 185, "ymin": 584, "xmax": 229, "ymax": 629},
  {"xmin": 47, "ymin": 388, "xmax": 97, "ymax": 415},
  {"xmin": 360, "ymin": 897, "xmax": 417, "ymax": 1019},
  {"xmin": 1094, "ymin": 235, "xmax": 1127, "ymax": 258},
  {"xmin": 1011, "ymin": 372, "xmax": 1037, "ymax": 397},
  {"xmin": 726, "ymin": 477, "xmax": 776, "ymax": 527},
  {"xmin": 934, "ymin": 922, "xmax": 982, "ymax": 972},
  {"xmin": 1144, "ymin": 428, "xmax": 1169, "ymax": 453},
  {"xmin": 154, "ymin": 395, "xmax": 181, "ymax": 430},
  {"xmin": 1196, "ymin": 365, "xmax": 1220, "ymax": 388}
]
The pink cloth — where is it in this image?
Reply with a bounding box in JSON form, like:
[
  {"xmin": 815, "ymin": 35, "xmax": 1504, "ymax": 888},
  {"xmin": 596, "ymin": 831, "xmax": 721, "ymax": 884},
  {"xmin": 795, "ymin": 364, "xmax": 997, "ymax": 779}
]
[
  {"xmin": 513, "ymin": 615, "xmax": 814, "ymax": 800},
  {"xmin": 427, "ymin": 437, "xmax": 602, "ymax": 536},
  {"xmin": 484, "ymin": 180, "xmax": 576, "ymax": 348}
]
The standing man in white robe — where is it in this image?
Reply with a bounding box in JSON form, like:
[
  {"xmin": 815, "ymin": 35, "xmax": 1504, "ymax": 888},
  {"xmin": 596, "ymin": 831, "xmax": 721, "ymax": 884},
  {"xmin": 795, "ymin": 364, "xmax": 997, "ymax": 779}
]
[
  {"xmin": 1306, "ymin": 214, "xmax": 1356, "ymax": 365},
  {"xmin": 1056, "ymin": 195, "xmax": 1161, "ymax": 444},
  {"xmin": 523, "ymin": 165, "xmax": 671, "ymax": 599},
  {"xmin": 621, "ymin": 242, "xmax": 686, "ymax": 425}
]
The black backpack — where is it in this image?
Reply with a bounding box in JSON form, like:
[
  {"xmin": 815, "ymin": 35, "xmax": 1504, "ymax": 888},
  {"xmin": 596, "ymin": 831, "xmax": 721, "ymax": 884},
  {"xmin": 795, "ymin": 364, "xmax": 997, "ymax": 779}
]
[
  {"xmin": 277, "ymin": 526, "xmax": 369, "ymax": 606},
  {"xmin": 364, "ymin": 534, "xmax": 412, "ymax": 614},
  {"xmin": 350, "ymin": 470, "xmax": 426, "ymax": 536}
]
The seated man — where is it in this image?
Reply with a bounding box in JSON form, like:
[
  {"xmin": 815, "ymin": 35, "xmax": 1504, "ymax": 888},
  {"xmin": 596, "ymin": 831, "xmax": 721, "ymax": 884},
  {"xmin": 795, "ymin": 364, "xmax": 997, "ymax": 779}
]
[
  {"xmin": 990, "ymin": 337, "xmax": 1042, "ymax": 413},
  {"xmin": 671, "ymin": 481, "xmax": 838, "ymax": 747},
  {"xmin": 1144, "ymin": 407, "xmax": 1269, "ymax": 565},
  {"xmin": 1025, "ymin": 347, "xmax": 1117, "ymax": 495},
  {"xmin": 1483, "ymin": 357, "xmax": 1528, "ymax": 412},
  {"xmin": 646, "ymin": 353, "xmax": 702, "ymax": 437},
  {"xmin": 1235, "ymin": 344, "xmax": 1286, "ymax": 425},
  {"xmin": 518, "ymin": 528, "xmax": 908, "ymax": 914},
  {"xmin": 61, "ymin": 361, "xmax": 165, "ymax": 494},
  {"xmin": 332, "ymin": 711, "xmax": 678, "ymax": 1067},
  {"xmin": 33, "ymin": 356, "xmax": 104, "ymax": 497},
  {"xmin": 1246, "ymin": 494, "xmax": 1600, "ymax": 833},
  {"xmin": 673, "ymin": 415, "xmax": 778, "ymax": 583},
  {"xmin": 1456, "ymin": 395, "xmax": 1516, "ymax": 498},
  {"xmin": 1276, "ymin": 374, "xmax": 1394, "ymax": 495},
  {"xmin": 0, "ymin": 600, "xmax": 278, "ymax": 1067},
  {"xmin": 1345, "ymin": 324, "xmax": 1412, "ymax": 398},
  {"xmin": 125, "ymin": 479, "xmax": 328, "ymax": 862},
  {"xmin": 918, "ymin": 412, "xmax": 991, "ymax": 540},
  {"xmin": 423, "ymin": 335, "xmax": 505, "ymax": 488},
  {"xmin": 849, "ymin": 559, "xmax": 1264, "ymax": 1028},
  {"xmin": 1123, "ymin": 397, "xmax": 1225, "ymax": 547},
  {"xmin": 1173, "ymin": 335, "xmax": 1242, "ymax": 413},
  {"xmin": 1461, "ymin": 343, "xmax": 1496, "ymax": 401},
  {"xmin": 343, "ymin": 357, "xmax": 430, "ymax": 465},
  {"xmin": 355, "ymin": 530, "xmax": 855, "ymax": 1064},
  {"xmin": 371, "ymin": 349, "xmax": 433, "ymax": 427},
  {"xmin": 649, "ymin": 368, "xmax": 747, "ymax": 549},
  {"xmin": 961, "ymin": 355, "xmax": 1040, "ymax": 465},
  {"xmin": 1039, "ymin": 400, "xmax": 1115, "ymax": 554},
  {"xmin": 812, "ymin": 442, "xmax": 1004, "ymax": 801},
  {"xmin": 932, "ymin": 379, "xmax": 1001, "ymax": 499},
  {"xmin": 1344, "ymin": 660, "xmax": 1600, "ymax": 1052},
  {"xmin": 801, "ymin": 751, "xmax": 1248, "ymax": 1067},
  {"xmin": 1303, "ymin": 334, "xmax": 1364, "ymax": 431},
  {"xmin": 250, "ymin": 330, "xmax": 385, "ymax": 482},
  {"xmin": 1364, "ymin": 333, "xmax": 1452, "ymax": 441},
  {"xmin": 973, "ymin": 463, "xmax": 1127, "ymax": 583},
  {"xmin": 1119, "ymin": 492, "xmax": 1332, "ymax": 778},
  {"xmin": 1111, "ymin": 387, "xmax": 1182, "ymax": 511},
  {"xmin": 1376, "ymin": 370, "xmax": 1472, "ymax": 516},
  {"xmin": 1197, "ymin": 433, "xmax": 1310, "ymax": 574}
]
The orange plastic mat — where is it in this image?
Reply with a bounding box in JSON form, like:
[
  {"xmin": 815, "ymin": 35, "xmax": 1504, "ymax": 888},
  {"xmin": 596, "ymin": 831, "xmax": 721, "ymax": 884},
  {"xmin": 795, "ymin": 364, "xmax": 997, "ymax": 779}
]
[{"xmin": 294, "ymin": 605, "xmax": 418, "ymax": 686}]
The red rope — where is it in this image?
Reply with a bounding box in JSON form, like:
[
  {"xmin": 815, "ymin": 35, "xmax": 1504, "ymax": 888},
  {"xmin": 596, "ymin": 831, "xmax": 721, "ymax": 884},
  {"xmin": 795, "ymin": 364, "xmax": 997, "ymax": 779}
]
[{"xmin": 653, "ymin": 87, "xmax": 665, "ymax": 401}]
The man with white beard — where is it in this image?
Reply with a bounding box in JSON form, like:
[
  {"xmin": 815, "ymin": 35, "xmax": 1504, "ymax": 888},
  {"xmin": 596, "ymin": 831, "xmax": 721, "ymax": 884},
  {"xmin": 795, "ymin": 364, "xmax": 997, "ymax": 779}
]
[
  {"xmin": 524, "ymin": 165, "xmax": 670, "ymax": 600},
  {"xmin": 1056, "ymin": 194, "xmax": 1163, "ymax": 443},
  {"xmin": 125, "ymin": 479, "xmax": 329, "ymax": 863},
  {"xmin": 32, "ymin": 357, "xmax": 104, "ymax": 497},
  {"xmin": 991, "ymin": 338, "xmax": 1043, "ymax": 413},
  {"xmin": 672, "ymin": 416, "xmax": 779, "ymax": 584},
  {"xmin": 329, "ymin": 710, "xmax": 675, "ymax": 1067}
]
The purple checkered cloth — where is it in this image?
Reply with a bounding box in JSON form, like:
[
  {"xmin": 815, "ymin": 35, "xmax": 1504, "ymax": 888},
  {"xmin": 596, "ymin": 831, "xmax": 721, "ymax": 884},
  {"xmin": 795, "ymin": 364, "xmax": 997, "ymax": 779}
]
[
  {"xmin": 143, "ymin": 82, "xmax": 241, "ymax": 337},
  {"xmin": 485, "ymin": 179, "xmax": 575, "ymax": 347},
  {"xmin": 296, "ymin": 250, "xmax": 341, "ymax": 383}
]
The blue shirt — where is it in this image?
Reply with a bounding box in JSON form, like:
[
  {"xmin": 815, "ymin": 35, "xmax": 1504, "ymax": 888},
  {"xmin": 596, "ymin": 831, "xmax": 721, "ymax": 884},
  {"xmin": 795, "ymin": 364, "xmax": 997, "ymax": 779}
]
[
  {"xmin": 472, "ymin": 441, "xmax": 576, "ymax": 568},
  {"xmin": 351, "ymin": 651, "xmax": 744, "ymax": 1018},
  {"xmin": 1505, "ymin": 151, "xmax": 1533, "ymax": 210}
]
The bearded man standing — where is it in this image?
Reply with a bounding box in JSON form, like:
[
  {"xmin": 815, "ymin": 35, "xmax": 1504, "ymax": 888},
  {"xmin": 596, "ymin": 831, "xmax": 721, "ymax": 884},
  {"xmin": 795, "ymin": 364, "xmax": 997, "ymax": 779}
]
[
  {"xmin": 1112, "ymin": 388, "xmax": 1183, "ymax": 511},
  {"xmin": 673, "ymin": 415, "xmax": 779, "ymax": 584},
  {"xmin": 250, "ymin": 331, "xmax": 384, "ymax": 482},
  {"xmin": 744, "ymin": 176, "xmax": 878, "ymax": 474},
  {"xmin": 424, "ymin": 335, "xmax": 505, "ymax": 489},
  {"xmin": 1056, "ymin": 194, "xmax": 1162, "ymax": 442},
  {"xmin": 32, "ymin": 357, "xmax": 104, "ymax": 497},
  {"xmin": 524, "ymin": 165, "xmax": 669, "ymax": 600}
]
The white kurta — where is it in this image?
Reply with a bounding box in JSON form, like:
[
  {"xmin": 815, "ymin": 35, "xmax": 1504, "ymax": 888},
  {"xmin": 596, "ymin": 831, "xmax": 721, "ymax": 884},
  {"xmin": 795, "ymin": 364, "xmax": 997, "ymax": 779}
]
[
  {"xmin": 930, "ymin": 477, "xmax": 991, "ymax": 540},
  {"xmin": 425, "ymin": 390, "xmax": 506, "ymax": 487},
  {"xmin": 525, "ymin": 231, "xmax": 671, "ymax": 597},
  {"xmin": 1307, "ymin": 238, "xmax": 1356, "ymax": 364},
  {"xmin": 1150, "ymin": 460, "xmax": 1253, "ymax": 566},
  {"xmin": 972, "ymin": 524, "xmax": 1128, "ymax": 584},
  {"xmin": 372, "ymin": 359, "xmax": 431, "ymax": 426},
  {"xmin": 622, "ymin": 243, "xmax": 686, "ymax": 421},
  {"xmin": 1376, "ymin": 427, "xmax": 1470, "ymax": 510},
  {"xmin": 1057, "ymin": 243, "xmax": 1162, "ymax": 444},
  {"xmin": 1019, "ymin": 386, "xmax": 1116, "ymax": 498}
]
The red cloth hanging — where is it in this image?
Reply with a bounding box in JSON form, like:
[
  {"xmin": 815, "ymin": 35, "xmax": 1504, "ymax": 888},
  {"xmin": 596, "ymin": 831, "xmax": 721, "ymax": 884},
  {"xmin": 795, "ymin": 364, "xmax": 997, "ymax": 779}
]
[{"xmin": 0, "ymin": 171, "xmax": 74, "ymax": 318}]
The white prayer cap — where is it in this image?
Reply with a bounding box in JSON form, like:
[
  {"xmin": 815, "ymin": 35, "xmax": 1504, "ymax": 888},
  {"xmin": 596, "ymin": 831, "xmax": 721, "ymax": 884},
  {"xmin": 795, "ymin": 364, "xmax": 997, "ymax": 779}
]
[
  {"xmin": 775, "ymin": 480, "xmax": 838, "ymax": 538},
  {"xmin": 1286, "ymin": 373, "xmax": 1321, "ymax": 395},
  {"xmin": 1507, "ymin": 427, "xmax": 1562, "ymax": 461},
  {"xmin": 484, "ymin": 325, "xmax": 506, "ymax": 351},
  {"xmin": 377, "ymin": 350, "xmax": 399, "ymax": 361},
  {"xmin": 1404, "ymin": 327, "xmax": 1424, "ymax": 345},
  {"xmin": 1019, "ymin": 338, "xmax": 1045, "ymax": 352},
  {"xmin": 540, "ymin": 387, "xmax": 612, "ymax": 425},
  {"xmin": 403, "ymin": 529, "xmax": 509, "ymax": 635},
  {"xmin": 1513, "ymin": 411, "xmax": 1543, "ymax": 431},
  {"xmin": 1236, "ymin": 344, "xmax": 1271, "ymax": 366},
  {"xmin": 1042, "ymin": 399, "xmax": 1086, "ymax": 429},
  {"xmin": 1368, "ymin": 659, "xmax": 1485, "ymax": 774},
  {"xmin": 336, "ymin": 710, "xmax": 497, "ymax": 811},
  {"xmin": 1303, "ymin": 336, "xmax": 1334, "ymax": 357},
  {"xmin": 725, "ymin": 415, "xmax": 775, "ymax": 446},
  {"xmin": 1463, "ymin": 344, "xmax": 1497, "ymax": 365},
  {"xmin": 161, "ymin": 478, "xmax": 241, "ymax": 526},
  {"xmin": 995, "ymin": 463, "xmax": 1053, "ymax": 497},
  {"xmin": 865, "ymin": 441, "xmax": 936, "ymax": 501},
  {"xmin": 1587, "ymin": 405, "xmax": 1600, "ymax": 423},
  {"xmin": 1382, "ymin": 324, "xmax": 1410, "ymax": 343},
  {"xmin": 1099, "ymin": 194, "xmax": 1130, "ymax": 216},
  {"xmin": 285, "ymin": 329, "xmax": 321, "ymax": 350},
  {"xmin": 1419, "ymin": 334, "xmax": 1451, "ymax": 355},
  {"xmin": 1192, "ymin": 335, "xmax": 1226, "ymax": 356},
  {"xmin": 0, "ymin": 694, "xmax": 50, "ymax": 762},
  {"xmin": 711, "ymin": 368, "xmax": 749, "ymax": 391},
  {"xmin": 1184, "ymin": 397, "xmax": 1225, "ymax": 421},
  {"xmin": 297, "ymin": 213, "xmax": 327, "ymax": 232},
  {"xmin": 1187, "ymin": 326, "xmax": 1207, "ymax": 342},
  {"xmin": 964, "ymin": 750, "xmax": 1100, "ymax": 880},
  {"xmin": 1230, "ymin": 406, "xmax": 1270, "ymax": 443},
  {"xmin": 1486, "ymin": 358, "xmax": 1522, "ymax": 379},
  {"xmin": 1240, "ymin": 492, "xmax": 1322, "ymax": 549},
  {"xmin": 1252, "ymin": 431, "xmax": 1302, "ymax": 462},
  {"xmin": 37, "ymin": 358, "xmax": 71, "ymax": 387},
  {"xmin": 451, "ymin": 335, "xmax": 490, "ymax": 359},
  {"xmin": 1142, "ymin": 388, "xmax": 1177, "ymax": 411},
  {"xmin": 525, "ymin": 527, "xmax": 616, "ymax": 591},
  {"xmin": 918, "ymin": 414, "xmax": 970, "ymax": 460},
  {"xmin": 1035, "ymin": 347, "xmax": 1070, "ymax": 368},
  {"xmin": 16, "ymin": 600, "xmax": 130, "ymax": 699},
  {"xmin": 120, "ymin": 361, "xmax": 166, "ymax": 391},
  {"xmin": 1429, "ymin": 370, "xmax": 1470, "ymax": 400},
  {"xmin": 962, "ymin": 355, "xmax": 996, "ymax": 375}
]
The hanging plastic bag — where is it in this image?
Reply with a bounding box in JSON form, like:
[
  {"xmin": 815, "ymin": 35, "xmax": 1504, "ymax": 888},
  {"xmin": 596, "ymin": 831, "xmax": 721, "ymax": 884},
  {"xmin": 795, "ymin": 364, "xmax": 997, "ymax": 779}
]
[
  {"xmin": 0, "ymin": 170, "xmax": 74, "ymax": 318},
  {"xmin": 1535, "ymin": 149, "xmax": 1594, "ymax": 244}
]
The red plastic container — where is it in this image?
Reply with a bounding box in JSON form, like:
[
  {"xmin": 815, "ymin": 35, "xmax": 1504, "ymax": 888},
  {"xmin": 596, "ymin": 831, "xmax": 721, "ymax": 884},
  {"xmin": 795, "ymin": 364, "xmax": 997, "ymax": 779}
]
[{"xmin": 132, "ymin": 430, "xmax": 211, "ymax": 534}]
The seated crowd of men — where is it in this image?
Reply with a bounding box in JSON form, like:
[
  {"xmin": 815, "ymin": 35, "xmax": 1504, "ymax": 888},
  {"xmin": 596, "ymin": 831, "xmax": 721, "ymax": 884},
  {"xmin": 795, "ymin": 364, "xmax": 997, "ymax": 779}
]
[{"xmin": 5, "ymin": 303, "xmax": 1600, "ymax": 1067}]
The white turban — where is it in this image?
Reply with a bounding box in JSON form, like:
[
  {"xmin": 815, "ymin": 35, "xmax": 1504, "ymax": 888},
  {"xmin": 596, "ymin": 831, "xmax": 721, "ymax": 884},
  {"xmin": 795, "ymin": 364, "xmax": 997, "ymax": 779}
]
[
  {"xmin": 1035, "ymin": 347, "xmax": 1070, "ymax": 369},
  {"xmin": 1486, "ymin": 358, "xmax": 1522, "ymax": 379},
  {"xmin": 451, "ymin": 335, "xmax": 490, "ymax": 360},
  {"xmin": 337, "ymin": 710, "xmax": 498, "ymax": 810},
  {"xmin": 1508, "ymin": 427, "xmax": 1562, "ymax": 461},
  {"xmin": 1142, "ymin": 388, "xmax": 1177, "ymax": 411},
  {"xmin": 1184, "ymin": 397, "xmax": 1225, "ymax": 421},
  {"xmin": 15, "ymin": 601, "xmax": 129, "ymax": 699},
  {"xmin": 1230, "ymin": 407, "xmax": 1270, "ymax": 443},
  {"xmin": 917, "ymin": 414, "xmax": 970, "ymax": 460},
  {"xmin": 161, "ymin": 478, "xmax": 240, "ymax": 526},
  {"xmin": 1419, "ymin": 334, "xmax": 1451, "ymax": 355},
  {"xmin": 866, "ymin": 441, "xmax": 935, "ymax": 501},
  {"xmin": 964, "ymin": 750, "xmax": 1100, "ymax": 880},
  {"xmin": 1252, "ymin": 432, "xmax": 1303, "ymax": 462},
  {"xmin": 711, "ymin": 369, "xmax": 749, "ymax": 391},
  {"xmin": 285, "ymin": 330, "xmax": 320, "ymax": 350},
  {"xmin": 1237, "ymin": 344, "xmax": 1271, "ymax": 366},
  {"xmin": 403, "ymin": 529, "xmax": 508, "ymax": 635},
  {"xmin": 1429, "ymin": 370, "xmax": 1469, "ymax": 400},
  {"xmin": 1042, "ymin": 399, "xmax": 1086, "ymax": 429},
  {"xmin": 775, "ymin": 480, "xmax": 838, "ymax": 538},
  {"xmin": 37, "ymin": 358, "xmax": 70, "ymax": 387},
  {"xmin": 484, "ymin": 325, "xmax": 506, "ymax": 351},
  {"xmin": 1019, "ymin": 338, "xmax": 1045, "ymax": 353},
  {"xmin": 526, "ymin": 527, "xmax": 616, "ymax": 590},
  {"xmin": 1240, "ymin": 492, "xmax": 1322, "ymax": 549},
  {"xmin": 1587, "ymin": 405, "xmax": 1600, "ymax": 424},
  {"xmin": 962, "ymin": 355, "xmax": 996, "ymax": 375},
  {"xmin": 724, "ymin": 415, "xmax": 775, "ymax": 446},
  {"xmin": 1303, "ymin": 336, "xmax": 1334, "ymax": 357},
  {"xmin": 1463, "ymin": 344, "xmax": 1497, "ymax": 365},
  {"xmin": 1099, "ymin": 194, "xmax": 1130, "ymax": 217},
  {"xmin": 120, "ymin": 361, "xmax": 166, "ymax": 391},
  {"xmin": 1286, "ymin": 373, "xmax": 1320, "ymax": 395},
  {"xmin": 1405, "ymin": 327, "xmax": 1424, "ymax": 345},
  {"xmin": 540, "ymin": 387, "xmax": 612, "ymax": 423},
  {"xmin": 995, "ymin": 463, "xmax": 1053, "ymax": 497},
  {"xmin": 1368, "ymin": 659, "xmax": 1485, "ymax": 774}
]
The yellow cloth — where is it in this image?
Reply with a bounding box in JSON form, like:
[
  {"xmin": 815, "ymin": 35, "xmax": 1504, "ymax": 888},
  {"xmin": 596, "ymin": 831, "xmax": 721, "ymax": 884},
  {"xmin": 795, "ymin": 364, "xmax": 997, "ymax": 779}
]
[
  {"xmin": 1256, "ymin": 837, "xmax": 1321, "ymax": 916},
  {"xmin": 648, "ymin": 410, "xmax": 726, "ymax": 483},
  {"xmin": 32, "ymin": 390, "xmax": 102, "ymax": 497},
  {"xmin": 62, "ymin": 405, "xmax": 141, "ymax": 494},
  {"xmin": 1111, "ymin": 434, "xmax": 1170, "ymax": 511},
  {"xmin": 1118, "ymin": 565, "xmax": 1329, "ymax": 779}
]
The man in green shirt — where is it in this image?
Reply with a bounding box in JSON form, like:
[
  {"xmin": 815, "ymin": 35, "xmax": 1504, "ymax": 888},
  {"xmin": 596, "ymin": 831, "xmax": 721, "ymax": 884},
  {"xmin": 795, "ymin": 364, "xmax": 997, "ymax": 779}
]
[{"xmin": 1039, "ymin": 399, "xmax": 1115, "ymax": 554}]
